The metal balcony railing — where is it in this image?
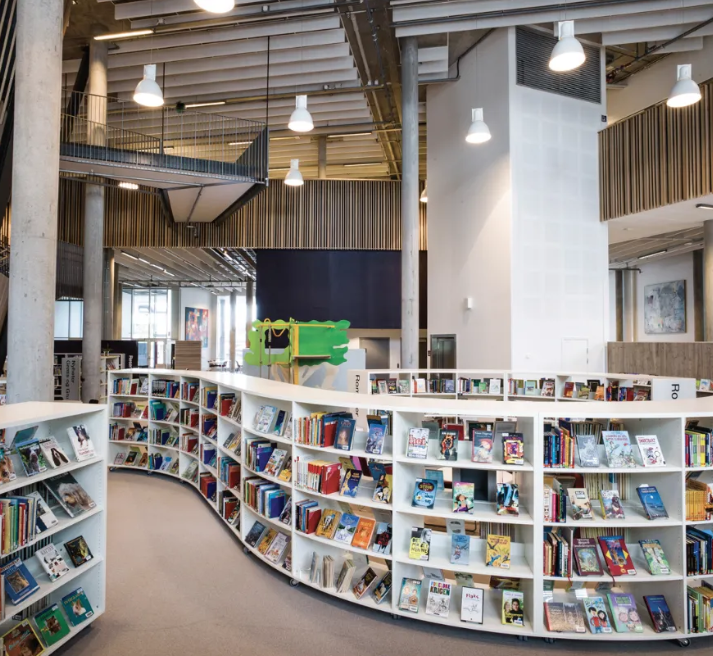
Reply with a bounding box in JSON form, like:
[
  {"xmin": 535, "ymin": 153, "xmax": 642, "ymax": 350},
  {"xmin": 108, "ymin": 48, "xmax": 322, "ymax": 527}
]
[{"xmin": 60, "ymin": 92, "xmax": 268, "ymax": 184}]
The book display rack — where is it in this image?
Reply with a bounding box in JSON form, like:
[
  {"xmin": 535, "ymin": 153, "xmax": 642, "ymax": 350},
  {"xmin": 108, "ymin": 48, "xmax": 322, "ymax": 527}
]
[
  {"xmin": 109, "ymin": 369, "xmax": 713, "ymax": 645},
  {"xmin": 0, "ymin": 402, "xmax": 107, "ymax": 654}
]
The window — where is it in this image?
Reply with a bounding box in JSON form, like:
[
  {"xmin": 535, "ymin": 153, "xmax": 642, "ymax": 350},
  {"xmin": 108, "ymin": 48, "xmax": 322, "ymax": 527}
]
[
  {"xmin": 121, "ymin": 288, "xmax": 172, "ymax": 340},
  {"xmin": 54, "ymin": 300, "xmax": 84, "ymax": 339},
  {"xmin": 217, "ymin": 295, "xmax": 230, "ymax": 362}
]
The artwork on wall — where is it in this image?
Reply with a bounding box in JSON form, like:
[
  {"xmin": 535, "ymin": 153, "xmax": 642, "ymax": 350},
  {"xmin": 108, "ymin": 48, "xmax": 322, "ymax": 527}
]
[
  {"xmin": 644, "ymin": 280, "xmax": 686, "ymax": 334},
  {"xmin": 185, "ymin": 308, "xmax": 209, "ymax": 347}
]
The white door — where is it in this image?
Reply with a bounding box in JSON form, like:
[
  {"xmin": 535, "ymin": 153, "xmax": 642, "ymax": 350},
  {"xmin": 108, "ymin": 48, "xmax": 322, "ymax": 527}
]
[{"xmin": 561, "ymin": 338, "xmax": 589, "ymax": 373}]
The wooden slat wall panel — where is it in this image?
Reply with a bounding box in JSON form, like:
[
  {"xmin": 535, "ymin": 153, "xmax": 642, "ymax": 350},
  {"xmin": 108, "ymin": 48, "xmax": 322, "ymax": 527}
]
[
  {"xmin": 51, "ymin": 178, "xmax": 428, "ymax": 251},
  {"xmin": 600, "ymin": 78, "xmax": 713, "ymax": 221},
  {"xmin": 607, "ymin": 341, "xmax": 713, "ymax": 379}
]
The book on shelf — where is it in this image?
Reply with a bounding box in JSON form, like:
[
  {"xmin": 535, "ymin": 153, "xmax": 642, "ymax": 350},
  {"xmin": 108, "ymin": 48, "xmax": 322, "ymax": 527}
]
[
  {"xmin": 544, "ymin": 425, "xmax": 574, "ymax": 469},
  {"xmin": 409, "ymin": 527, "xmax": 432, "ymax": 561},
  {"xmin": 334, "ymin": 418, "xmax": 356, "ymax": 451},
  {"xmin": 315, "ymin": 509, "xmax": 341, "ymax": 539},
  {"xmin": 263, "ymin": 449, "xmax": 288, "ymax": 478},
  {"xmin": 340, "ymin": 469, "xmax": 362, "ymax": 498},
  {"xmin": 452, "ymin": 481, "xmax": 475, "ymax": 513},
  {"xmin": 685, "ymin": 526, "xmax": 713, "ymax": 576},
  {"xmin": 61, "ymin": 586, "xmax": 94, "ymax": 626},
  {"xmin": 0, "ymin": 447, "xmax": 16, "ymax": 482},
  {"xmin": 39, "ymin": 436, "xmax": 71, "ymax": 469},
  {"xmin": 636, "ymin": 485, "xmax": 668, "ymax": 519},
  {"xmin": 254, "ymin": 405, "xmax": 278, "ymax": 433},
  {"xmin": 496, "ymin": 482, "xmax": 519, "ymax": 516},
  {"xmin": 372, "ymin": 571, "xmax": 392, "ymax": 604},
  {"xmin": 43, "ymin": 472, "xmax": 96, "ymax": 518},
  {"xmin": 411, "ymin": 478, "xmax": 437, "ymax": 509},
  {"xmin": 686, "ymin": 424, "xmax": 712, "ymax": 467},
  {"xmin": 35, "ymin": 602, "xmax": 72, "ymax": 647},
  {"xmin": 461, "ymin": 587, "xmax": 484, "ymax": 624},
  {"xmin": 351, "ymin": 517, "xmax": 376, "ymax": 550},
  {"xmin": 245, "ymin": 521, "xmax": 267, "ymax": 547},
  {"xmin": 377, "ymin": 380, "xmax": 388, "ymax": 394},
  {"xmin": 687, "ymin": 585, "xmax": 713, "ymax": 633},
  {"xmin": 599, "ymin": 489, "xmax": 626, "ymax": 519},
  {"xmin": 27, "ymin": 491, "xmax": 59, "ymax": 533},
  {"xmin": 264, "ymin": 533, "xmax": 290, "ymax": 564},
  {"xmin": 438, "ymin": 429, "xmax": 458, "ymax": 461},
  {"xmin": 502, "ymin": 433, "xmax": 524, "ymax": 465},
  {"xmin": 636, "ymin": 435, "xmax": 666, "ymax": 467},
  {"xmin": 598, "ymin": 536, "xmax": 636, "ymax": 576},
  {"xmin": 353, "ymin": 568, "xmax": 377, "ymax": 599},
  {"xmin": 581, "ymin": 596, "xmax": 613, "ymax": 634},
  {"xmin": 450, "ymin": 533, "xmax": 470, "ymax": 565},
  {"xmin": 406, "ymin": 427, "xmax": 429, "ymax": 459},
  {"xmin": 502, "ymin": 590, "xmax": 524, "ymax": 627},
  {"xmin": 0, "ymin": 557, "xmax": 39, "ymax": 603},
  {"xmin": 572, "ymin": 538, "xmax": 602, "ymax": 576},
  {"xmin": 398, "ymin": 578, "xmax": 422, "ymax": 613},
  {"xmin": 334, "ymin": 513, "xmax": 359, "ymax": 544},
  {"xmin": 686, "ymin": 477, "xmax": 712, "ymax": 521},
  {"xmin": 2, "ymin": 620, "xmax": 44, "ymax": 656},
  {"xmin": 643, "ymin": 595, "xmax": 677, "ymax": 632},
  {"xmin": 335, "ymin": 560, "xmax": 357, "ymax": 593},
  {"xmin": 544, "ymin": 602, "xmax": 586, "ymax": 633},
  {"xmin": 567, "ymin": 488, "xmax": 593, "ymax": 520},
  {"xmin": 257, "ymin": 529, "xmax": 278, "ymax": 555},
  {"xmin": 576, "ymin": 434, "xmax": 600, "ymax": 467},
  {"xmin": 639, "ymin": 539, "xmax": 671, "ymax": 575},
  {"xmin": 365, "ymin": 423, "xmax": 386, "ymax": 456},
  {"xmin": 15, "ymin": 432, "xmax": 48, "ymax": 477},
  {"xmin": 607, "ymin": 593, "xmax": 643, "ymax": 633},
  {"xmin": 372, "ymin": 522, "xmax": 392, "ymax": 555},
  {"xmin": 372, "ymin": 474, "xmax": 392, "ymax": 504},
  {"xmin": 544, "ymin": 529, "xmax": 573, "ymax": 578},
  {"xmin": 35, "ymin": 543, "xmax": 70, "ymax": 582},
  {"xmin": 426, "ymin": 579, "xmax": 452, "ymax": 618},
  {"xmin": 471, "ymin": 429, "xmax": 494, "ymax": 463},
  {"xmin": 543, "ymin": 476, "xmax": 567, "ymax": 523},
  {"xmin": 293, "ymin": 458, "xmax": 341, "ymax": 495},
  {"xmin": 602, "ymin": 431, "xmax": 637, "ymax": 468},
  {"xmin": 486, "ymin": 534, "xmax": 510, "ymax": 569}
]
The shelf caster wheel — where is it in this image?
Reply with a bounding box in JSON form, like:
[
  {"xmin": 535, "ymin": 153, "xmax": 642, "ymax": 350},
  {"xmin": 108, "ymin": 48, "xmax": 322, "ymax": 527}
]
[
  {"xmin": 544, "ymin": 638, "xmax": 556, "ymax": 644},
  {"xmin": 289, "ymin": 579, "xmax": 300, "ymax": 588},
  {"xmin": 517, "ymin": 636, "xmax": 528, "ymax": 642},
  {"xmin": 677, "ymin": 639, "xmax": 691, "ymax": 648},
  {"xmin": 243, "ymin": 547, "xmax": 250, "ymax": 555},
  {"xmin": 392, "ymin": 614, "xmax": 402, "ymax": 621},
  {"xmin": 109, "ymin": 467, "xmax": 115, "ymax": 472}
]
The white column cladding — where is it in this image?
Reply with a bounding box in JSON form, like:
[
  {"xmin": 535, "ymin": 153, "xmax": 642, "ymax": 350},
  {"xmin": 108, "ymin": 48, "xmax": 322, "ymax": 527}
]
[
  {"xmin": 229, "ymin": 290, "xmax": 237, "ymax": 371},
  {"xmin": 400, "ymin": 36, "xmax": 420, "ymax": 369},
  {"xmin": 704, "ymin": 220, "xmax": 713, "ymax": 340},
  {"xmin": 103, "ymin": 248, "xmax": 115, "ymax": 340},
  {"xmin": 7, "ymin": 0, "xmax": 63, "ymax": 402},
  {"xmin": 82, "ymin": 40, "xmax": 108, "ymax": 402},
  {"xmin": 427, "ymin": 28, "xmax": 608, "ymax": 370},
  {"xmin": 622, "ymin": 269, "xmax": 637, "ymax": 342},
  {"xmin": 113, "ymin": 264, "xmax": 122, "ymax": 339}
]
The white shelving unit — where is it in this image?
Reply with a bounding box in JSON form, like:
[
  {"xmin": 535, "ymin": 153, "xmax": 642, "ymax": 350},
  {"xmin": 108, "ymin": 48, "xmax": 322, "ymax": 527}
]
[
  {"xmin": 0, "ymin": 401, "xmax": 107, "ymax": 653},
  {"xmin": 107, "ymin": 368, "xmax": 713, "ymax": 644}
]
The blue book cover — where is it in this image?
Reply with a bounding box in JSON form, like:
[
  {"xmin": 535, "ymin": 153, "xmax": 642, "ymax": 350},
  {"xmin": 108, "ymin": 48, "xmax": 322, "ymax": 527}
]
[
  {"xmin": 340, "ymin": 470, "xmax": 362, "ymax": 497},
  {"xmin": 636, "ymin": 485, "xmax": 668, "ymax": 519},
  {"xmin": 0, "ymin": 557, "xmax": 40, "ymax": 604},
  {"xmin": 412, "ymin": 478, "xmax": 437, "ymax": 509},
  {"xmin": 450, "ymin": 533, "xmax": 470, "ymax": 565},
  {"xmin": 644, "ymin": 595, "xmax": 677, "ymax": 632},
  {"xmin": 61, "ymin": 587, "xmax": 94, "ymax": 626},
  {"xmin": 334, "ymin": 418, "xmax": 356, "ymax": 451},
  {"xmin": 256, "ymin": 445, "xmax": 275, "ymax": 472},
  {"xmin": 425, "ymin": 468, "xmax": 445, "ymax": 492},
  {"xmin": 334, "ymin": 513, "xmax": 360, "ymax": 543},
  {"xmin": 365, "ymin": 424, "xmax": 385, "ymax": 455},
  {"xmin": 267, "ymin": 492, "xmax": 286, "ymax": 518}
]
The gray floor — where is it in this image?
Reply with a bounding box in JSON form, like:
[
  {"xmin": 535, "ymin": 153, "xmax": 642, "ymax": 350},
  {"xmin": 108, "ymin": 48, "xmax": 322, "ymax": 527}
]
[{"xmin": 56, "ymin": 471, "xmax": 712, "ymax": 656}]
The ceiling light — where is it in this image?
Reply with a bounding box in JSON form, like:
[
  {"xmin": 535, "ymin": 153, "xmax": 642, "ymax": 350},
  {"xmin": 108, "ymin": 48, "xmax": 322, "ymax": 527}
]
[
  {"xmin": 163, "ymin": 269, "xmax": 175, "ymax": 277},
  {"xmin": 284, "ymin": 159, "xmax": 304, "ymax": 187},
  {"xmin": 549, "ymin": 21, "xmax": 586, "ymax": 72},
  {"xmin": 327, "ymin": 132, "xmax": 372, "ymax": 138},
  {"xmin": 696, "ymin": 203, "xmax": 713, "ymax": 210},
  {"xmin": 420, "ymin": 185, "xmax": 428, "ymax": 203},
  {"xmin": 184, "ymin": 101, "xmax": 226, "ymax": 108},
  {"xmin": 194, "ymin": 0, "xmax": 235, "ymax": 12},
  {"xmin": 465, "ymin": 108, "xmax": 491, "ymax": 144},
  {"xmin": 288, "ymin": 95, "xmax": 313, "ymax": 133},
  {"xmin": 343, "ymin": 162, "xmax": 381, "ymax": 167},
  {"xmin": 138, "ymin": 257, "xmax": 151, "ymax": 264},
  {"xmin": 134, "ymin": 64, "xmax": 164, "ymax": 108},
  {"xmin": 667, "ymin": 64, "xmax": 701, "ymax": 108},
  {"xmin": 122, "ymin": 252, "xmax": 138, "ymax": 260},
  {"xmin": 229, "ymin": 141, "xmax": 251, "ymax": 146},
  {"xmin": 94, "ymin": 30, "xmax": 153, "ymax": 41},
  {"xmin": 119, "ymin": 181, "xmax": 139, "ymax": 190},
  {"xmin": 639, "ymin": 250, "xmax": 668, "ymax": 260}
]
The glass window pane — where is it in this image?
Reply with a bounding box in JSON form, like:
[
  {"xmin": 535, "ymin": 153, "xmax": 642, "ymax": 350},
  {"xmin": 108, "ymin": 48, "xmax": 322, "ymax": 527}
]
[
  {"xmin": 122, "ymin": 291, "xmax": 132, "ymax": 339},
  {"xmin": 132, "ymin": 290, "xmax": 150, "ymax": 339},
  {"xmin": 69, "ymin": 301, "xmax": 83, "ymax": 338},
  {"xmin": 54, "ymin": 301, "xmax": 69, "ymax": 340}
]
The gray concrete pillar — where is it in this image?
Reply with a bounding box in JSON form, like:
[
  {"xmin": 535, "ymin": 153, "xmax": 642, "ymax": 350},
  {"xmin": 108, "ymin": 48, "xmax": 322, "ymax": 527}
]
[
  {"xmin": 103, "ymin": 248, "xmax": 115, "ymax": 340},
  {"xmin": 246, "ymin": 279, "xmax": 255, "ymax": 349},
  {"xmin": 400, "ymin": 37, "xmax": 419, "ymax": 369},
  {"xmin": 622, "ymin": 269, "xmax": 637, "ymax": 342},
  {"xmin": 7, "ymin": 0, "xmax": 63, "ymax": 403},
  {"xmin": 82, "ymin": 40, "xmax": 108, "ymax": 402},
  {"xmin": 318, "ymin": 136, "xmax": 327, "ymax": 179},
  {"xmin": 705, "ymin": 221, "xmax": 713, "ymax": 341},
  {"xmin": 229, "ymin": 290, "xmax": 237, "ymax": 371}
]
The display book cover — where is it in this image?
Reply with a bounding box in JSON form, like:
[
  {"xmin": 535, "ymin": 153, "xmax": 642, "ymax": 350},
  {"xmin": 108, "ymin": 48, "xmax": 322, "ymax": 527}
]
[
  {"xmin": 365, "ymin": 417, "xmax": 386, "ymax": 455},
  {"xmin": 496, "ymin": 482, "xmax": 519, "ymax": 516},
  {"xmin": 450, "ymin": 533, "xmax": 470, "ymax": 565},
  {"xmin": 461, "ymin": 586, "xmax": 484, "ymax": 624},
  {"xmin": 340, "ymin": 469, "xmax": 362, "ymax": 498},
  {"xmin": 351, "ymin": 518, "xmax": 376, "ymax": 550},
  {"xmin": 602, "ymin": 430, "xmax": 637, "ymax": 468},
  {"xmin": 26, "ymin": 491, "xmax": 59, "ymax": 533},
  {"xmin": 598, "ymin": 536, "xmax": 637, "ymax": 576},
  {"xmin": 636, "ymin": 485, "xmax": 668, "ymax": 520},
  {"xmin": 372, "ymin": 522, "xmax": 392, "ymax": 555},
  {"xmin": 61, "ymin": 586, "xmax": 94, "ymax": 626},
  {"xmin": 581, "ymin": 596, "xmax": 613, "ymax": 634},
  {"xmin": 437, "ymin": 429, "xmax": 458, "ymax": 461},
  {"xmin": 575, "ymin": 434, "xmax": 600, "ymax": 467},
  {"xmin": 1, "ymin": 620, "xmax": 44, "ymax": 656},
  {"xmin": 599, "ymin": 489, "xmax": 626, "ymax": 519},
  {"xmin": 66, "ymin": 424, "xmax": 97, "ymax": 462},
  {"xmin": 412, "ymin": 478, "xmax": 437, "ymax": 509},
  {"xmin": 644, "ymin": 595, "xmax": 677, "ymax": 632},
  {"xmin": 352, "ymin": 567, "xmax": 377, "ymax": 599},
  {"xmin": 398, "ymin": 578, "xmax": 422, "ymax": 613},
  {"xmin": 245, "ymin": 521, "xmax": 267, "ymax": 547},
  {"xmin": 320, "ymin": 411, "xmax": 351, "ymax": 448},
  {"xmin": 315, "ymin": 509, "xmax": 341, "ymax": 539},
  {"xmin": 607, "ymin": 593, "xmax": 643, "ymax": 633},
  {"xmin": 639, "ymin": 539, "xmax": 670, "ymax": 575},
  {"xmin": 502, "ymin": 432, "xmax": 524, "ymax": 465},
  {"xmin": 0, "ymin": 557, "xmax": 39, "ymax": 604},
  {"xmin": 406, "ymin": 427, "xmax": 429, "ymax": 459},
  {"xmin": 635, "ymin": 435, "xmax": 666, "ymax": 467},
  {"xmin": 471, "ymin": 428, "xmax": 494, "ymax": 463},
  {"xmin": 372, "ymin": 571, "xmax": 392, "ymax": 605},
  {"xmin": 409, "ymin": 527, "xmax": 432, "ymax": 561},
  {"xmin": 426, "ymin": 579, "xmax": 452, "ymax": 617},
  {"xmin": 544, "ymin": 602, "xmax": 586, "ymax": 633},
  {"xmin": 572, "ymin": 538, "xmax": 603, "ymax": 576},
  {"xmin": 35, "ymin": 543, "xmax": 70, "ymax": 582},
  {"xmin": 486, "ymin": 534, "xmax": 511, "ymax": 569},
  {"xmin": 34, "ymin": 602, "xmax": 71, "ymax": 646},
  {"xmin": 334, "ymin": 417, "xmax": 356, "ymax": 451},
  {"xmin": 13, "ymin": 425, "xmax": 48, "ymax": 477},
  {"xmin": 452, "ymin": 481, "xmax": 475, "ymax": 513},
  {"xmin": 334, "ymin": 513, "xmax": 359, "ymax": 544},
  {"xmin": 502, "ymin": 590, "xmax": 524, "ymax": 627}
]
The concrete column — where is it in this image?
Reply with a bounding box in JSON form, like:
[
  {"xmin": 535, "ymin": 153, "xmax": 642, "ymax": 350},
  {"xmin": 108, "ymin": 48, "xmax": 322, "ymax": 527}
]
[
  {"xmin": 246, "ymin": 279, "xmax": 255, "ymax": 348},
  {"xmin": 103, "ymin": 248, "xmax": 115, "ymax": 340},
  {"xmin": 7, "ymin": 0, "xmax": 63, "ymax": 403},
  {"xmin": 229, "ymin": 290, "xmax": 237, "ymax": 371},
  {"xmin": 82, "ymin": 41, "xmax": 108, "ymax": 402},
  {"xmin": 113, "ymin": 264, "xmax": 122, "ymax": 339},
  {"xmin": 622, "ymin": 269, "xmax": 637, "ymax": 342},
  {"xmin": 400, "ymin": 36, "xmax": 419, "ymax": 369},
  {"xmin": 705, "ymin": 221, "xmax": 713, "ymax": 341},
  {"xmin": 318, "ymin": 136, "xmax": 327, "ymax": 179}
]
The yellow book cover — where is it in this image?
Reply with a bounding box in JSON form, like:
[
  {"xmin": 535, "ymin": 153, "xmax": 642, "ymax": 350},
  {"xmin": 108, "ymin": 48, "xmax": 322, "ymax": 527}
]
[
  {"xmin": 257, "ymin": 529, "xmax": 277, "ymax": 555},
  {"xmin": 315, "ymin": 510, "xmax": 341, "ymax": 539},
  {"xmin": 486, "ymin": 534, "xmax": 511, "ymax": 569}
]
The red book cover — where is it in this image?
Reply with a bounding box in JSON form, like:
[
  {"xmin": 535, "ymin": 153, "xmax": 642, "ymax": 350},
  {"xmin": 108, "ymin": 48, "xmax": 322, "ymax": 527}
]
[
  {"xmin": 321, "ymin": 462, "xmax": 342, "ymax": 496},
  {"xmin": 597, "ymin": 536, "xmax": 636, "ymax": 576},
  {"xmin": 322, "ymin": 418, "xmax": 339, "ymax": 448},
  {"xmin": 228, "ymin": 465, "xmax": 240, "ymax": 489},
  {"xmin": 444, "ymin": 423, "xmax": 465, "ymax": 441},
  {"xmin": 220, "ymin": 398, "xmax": 233, "ymax": 416},
  {"xmin": 306, "ymin": 508, "xmax": 323, "ymax": 534}
]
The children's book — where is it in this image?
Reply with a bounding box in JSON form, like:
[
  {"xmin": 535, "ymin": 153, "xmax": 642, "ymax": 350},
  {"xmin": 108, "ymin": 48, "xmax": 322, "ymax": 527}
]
[
  {"xmin": 409, "ymin": 527, "xmax": 432, "ymax": 561},
  {"xmin": 450, "ymin": 533, "xmax": 470, "ymax": 565},
  {"xmin": 61, "ymin": 587, "xmax": 94, "ymax": 626},
  {"xmin": 340, "ymin": 469, "xmax": 362, "ymax": 498},
  {"xmin": 351, "ymin": 518, "xmax": 376, "ymax": 550},
  {"xmin": 452, "ymin": 481, "xmax": 475, "ymax": 513},
  {"xmin": 638, "ymin": 539, "xmax": 671, "ymax": 575},
  {"xmin": 64, "ymin": 535, "xmax": 94, "ymax": 567},
  {"xmin": 66, "ymin": 424, "xmax": 96, "ymax": 462},
  {"xmin": 15, "ymin": 437, "xmax": 48, "ymax": 477},
  {"xmin": 0, "ymin": 447, "xmax": 16, "ymax": 482},
  {"xmin": 636, "ymin": 435, "xmax": 666, "ymax": 467},
  {"xmin": 372, "ymin": 522, "xmax": 392, "ymax": 555},
  {"xmin": 502, "ymin": 590, "xmax": 524, "ymax": 627},
  {"xmin": 502, "ymin": 433, "xmax": 524, "ymax": 465},
  {"xmin": 496, "ymin": 482, "xmax": 519, "ymax": 516},
  {"xmin": 372, "ymin": 571, "xmax": 392, "ymax": 605},
  {"xmin": 372, "ymin": 474, "xmax": 392, "ymax": 504},
  {"xmin": 461, "ymin": 587, "xmax": 484, "ymax": 624},
  {"xmin": 576, "ymin": 434, "xmax": 600, "ymax": 467},
  {"xmin": 486, "ymin": 534, "xmax": 511, "ymax": 569},
  {"xmin": 334, "ymin": 513, "xmax": 360, "ymax": 544},
  {"xmin": 426, "ymin": 580, "xmax": 452, "ymax": 618},
  {"xmin": 643, "ymin": 595, "xmax": 677, "ymax": 632},
  {"xmin": 607, "ymin": 593, "xmax": 643, "ymax": 633},
  {"xmin": 365, "ymin": 424, "xmax": 385, "ymax": 455},
  {"xmin": 438, "ymin": 429, "xmax": 458, "ymax": 460},
  {"xmin": 424, "ymin": 468, "xmax": 444, "ymax": 492},
  {"xmin": 39, "ymin": 436, "xmax": 71, "ymax": 469},
  {"xmin": 334, "ymin": 417, "xmax": 356, "ymax": 451},
  {"xmin": 581, "ymin": 596, "xmax": 613, "ymax": 633},
  {"xmin": 35, "ymin": 544, "xmax": 70, "ymax": 582},
  {"xmin": 471, "ymin": 429, "xmax": 494, "ymax": 463},
  {"xmin": 245, "ymin": 521, "xmax": 267, "ymax": 547},
  {"xmin": 315, "ymin": 510, "xmax": 341, "ymax": 539},
  {"xmin": 407, "ymin": 427, "xmax": 429, "ymax": 459},
  {"xmin": 602, "ymin": 431, "xmax": 637, "ymax": 468},
  {"xmin": 599, "ymin": 490, "xmax": 626, "ymax": 519},
  {"xmin": 26, "ymin": 491, "xmax": 59, "ymax": 532},
  {"xmin": 567, "ymin": 488, "xmax": 593, "ymax": 520},
  {"xmin": 398, "ymin": 578, "xmax": 422, "ymax": 613},
  {"xmin": 0, "ymin": 557, "xmax": 39, "ymax": 604},
  {"xmin": 352, "ymin": 568, "xmax": 377, "ymax": 599},
  {"xmin": 1, "ymin": 620, "xmax": 44, "ymax": 656},
  {"xmin": 411, "ymin": 478, "xmax": 437, "ymax": 509},
  {"xmin": 573, "ymin": 538, "xmax": 603, "ymax": 576},
  {"xmin": 43, "ymin": 472, "xmax": 96, "ymax": 518},
  {"xmin": 636, "ymin": 485, "xmax": 668, "ymax": 519},
  {"xmin": 598, "ymin": 536, "xmax": 637, "ymax": 576},
  {"xmin": 34, "ymin": 603, "xmax": 71, "ymax": 646}
]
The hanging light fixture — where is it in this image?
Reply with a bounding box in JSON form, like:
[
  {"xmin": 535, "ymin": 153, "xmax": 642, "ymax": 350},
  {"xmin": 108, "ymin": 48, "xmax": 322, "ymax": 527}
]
[
  {"xmin": 667, "ymin": 64, "xmax": 701, "ymax": 108},
  {"xmin": 420, "ymin": 184, "xmax": 428, "ymax": 203},
  {"xmin": 549, "ymin": 20, "xmax": 585, "ymax": 72},
  {"xmin": 465, "ymin": 108, "xmax": 491, "ymax": 144},
  {"xmin": 133, "ymin": 64, "xmax": 164, "ymax": 107},
  {"xmin": 194, "ymin": 0, "xmax": 235, "ymax": 12},
  {"xmin": 284, "ymin": 159, "xmax": 304, "ymax": 187},
  {"xmin": 288, "ymin": 95, "xmax": 313, "ymax": 132}
]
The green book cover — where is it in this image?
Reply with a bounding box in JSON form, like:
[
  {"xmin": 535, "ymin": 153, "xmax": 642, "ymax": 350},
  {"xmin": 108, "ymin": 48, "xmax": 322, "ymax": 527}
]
[
  {"xmin": 34, "ymin": 603, "xmax": 71, "ymax": 646},
  {"xmin": 639, "ymin": 539, "xmax": 671, "ymax": 575}
]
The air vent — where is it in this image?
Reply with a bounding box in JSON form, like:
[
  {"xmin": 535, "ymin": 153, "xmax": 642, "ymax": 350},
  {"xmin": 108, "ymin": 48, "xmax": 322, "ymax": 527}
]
[{"xmin": 516, "ymin": 27, "xmax": 601, "ymax": 104}]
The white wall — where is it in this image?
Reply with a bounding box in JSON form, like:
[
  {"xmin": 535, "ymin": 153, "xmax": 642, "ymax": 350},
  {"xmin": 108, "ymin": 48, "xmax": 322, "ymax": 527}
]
[
  {"xmin": 427, "ymin": 28, "xmax": 513, "ymax": 369},
  {"xmin": 607, "ymin": 37, "xmax": 713, "ymax": 123},
  {"xmin": 608, "ymin": 271, "xmax": 617, "ymax": 341},
  {"xmin": 178, "ymin": 287, "xmax": 218, "ymax": 368},
  {"xmin": 636, "ymin": 252, "xmax": 695, "ymax": 342}
]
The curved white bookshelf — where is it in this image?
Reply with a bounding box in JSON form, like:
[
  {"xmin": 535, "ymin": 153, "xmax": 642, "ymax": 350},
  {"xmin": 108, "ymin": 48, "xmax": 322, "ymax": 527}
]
[{"xmin": 107, "ymin": 369, "xmax": 713, "ymax": 644}]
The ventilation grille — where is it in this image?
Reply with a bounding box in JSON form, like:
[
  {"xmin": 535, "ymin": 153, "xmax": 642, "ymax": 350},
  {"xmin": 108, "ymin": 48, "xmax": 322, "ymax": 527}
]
[{"xmin": 516, "ymin": 27, "xmax": 601, "ymax": 104}]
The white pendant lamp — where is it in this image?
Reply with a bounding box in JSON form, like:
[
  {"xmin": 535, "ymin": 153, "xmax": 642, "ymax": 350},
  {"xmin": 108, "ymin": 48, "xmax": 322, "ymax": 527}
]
[
  {"xmin": 284, "ymin": 159, "xmax": 304, "ymax": 187},
  {"xmin": 465, "ymin": 108, "xmax": 491, "ymax": 144},
  {"xmin": 288, "ymin": 95, "xmax": 313, "ymax": 133},
  {"xmin": 420, "ymin": 184, "xmax": 428, "ymax": 203},
  {"xmin": 549, "ymin": 20, "xmax": 585, "ymax": 72},
  {"xmin": 194, "ymin": 0, "xmax": 235, "ymax": 13},
  {"xmin": 133, "ymin": 64, "xmax": 164, "ymax": 107},
  {"xmin": 667, "ymin": 64, "xmax": 702, "ymax": 108}
]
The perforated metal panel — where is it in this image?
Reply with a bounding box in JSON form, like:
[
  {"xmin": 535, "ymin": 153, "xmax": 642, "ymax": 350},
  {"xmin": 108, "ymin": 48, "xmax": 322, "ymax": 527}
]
[{"xmin": 516, "ymin": 27, "xmax": 601, "ymax": 104}]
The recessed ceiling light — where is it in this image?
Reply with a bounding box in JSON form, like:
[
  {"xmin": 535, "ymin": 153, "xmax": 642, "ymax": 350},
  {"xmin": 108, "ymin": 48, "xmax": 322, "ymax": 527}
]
[
  {"xmin": 119, "ymin": 182, "xmax": 139, "ymax": 190},
  {"xmin": 122, "ymin": 252, "xmax": 138, "ymax": 260},
  {"xmin": 327, "ymin": 132, "xmax": 372, "ymax": 138},
  {"xmin": 184, "ymin": 101, "xmax": 226, "ymax": 108},
  {"xmin": 639, "ymin": 250, "xmax": 668, "ymax": 260},
  {"xmin": 696, "ymin": 203, "xmax": 713, "ymax": 210},
  {"xmin": 229, "ymin": 141, "xmax": 251, "ymax": 146},
  {"xmin": 94, "ymin": 30, "xmax": 153, "ymax": 41}
]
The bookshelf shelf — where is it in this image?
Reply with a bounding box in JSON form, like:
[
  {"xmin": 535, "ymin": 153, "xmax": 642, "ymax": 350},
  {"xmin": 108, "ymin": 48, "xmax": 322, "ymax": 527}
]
[{"xmin": 107, "ymin": 369, "xmax": 713, "ymax": 642}]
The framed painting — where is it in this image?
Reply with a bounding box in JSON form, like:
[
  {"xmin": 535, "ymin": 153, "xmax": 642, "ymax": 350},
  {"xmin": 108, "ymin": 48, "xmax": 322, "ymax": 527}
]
[
  {"xmin": 185, "ymin": 307, "xmax": 209, "ymax": 347},
  {"xmin": 643, "ymin": 280, "xmax": 686, "ymax": 334}
]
